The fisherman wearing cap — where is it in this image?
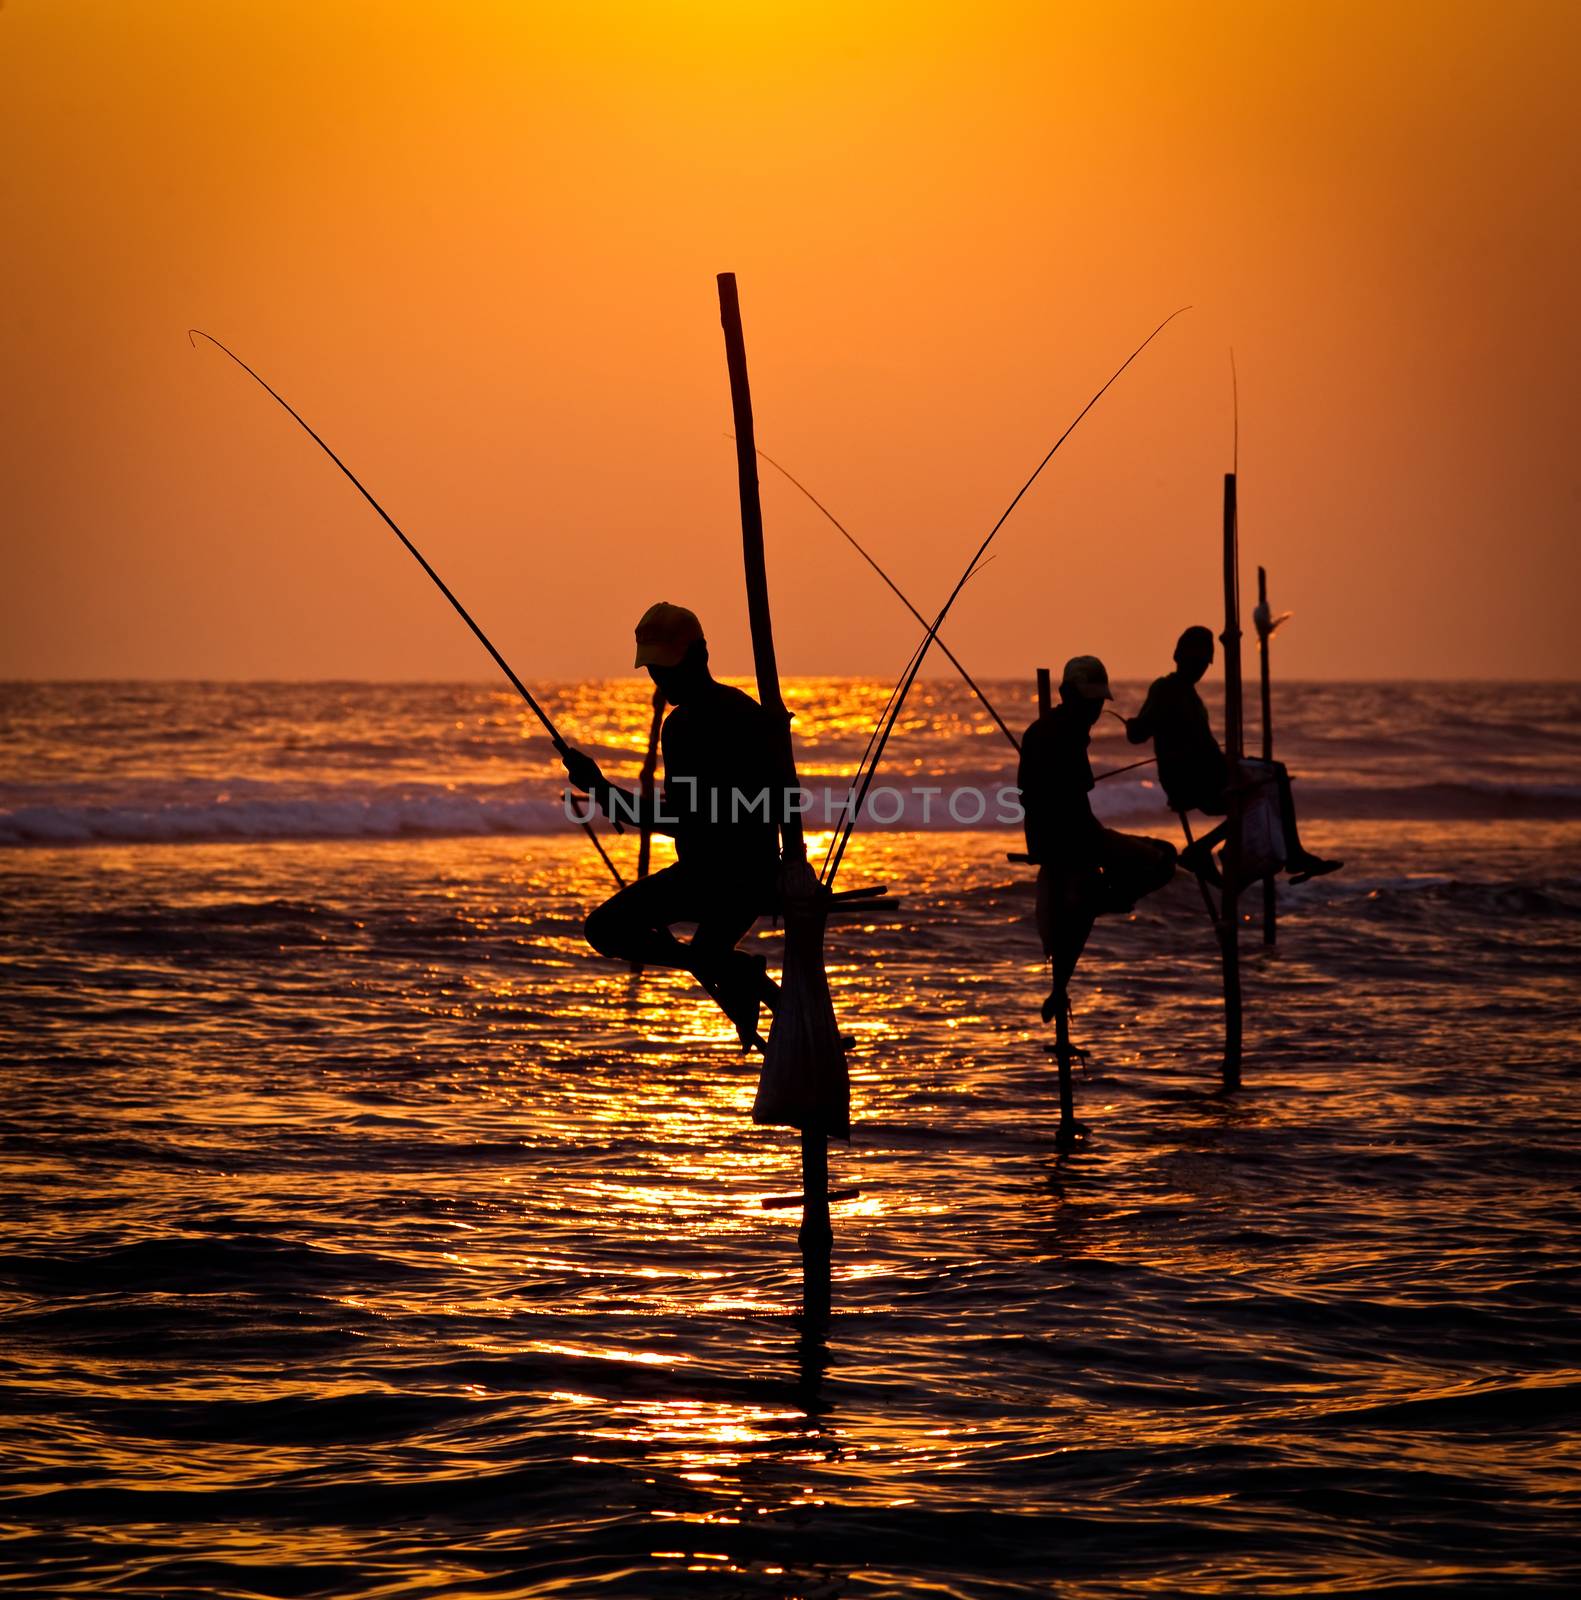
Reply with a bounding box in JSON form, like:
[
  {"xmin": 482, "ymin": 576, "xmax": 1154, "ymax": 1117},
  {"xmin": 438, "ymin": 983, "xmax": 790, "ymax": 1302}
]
[
  {"xmin": 560, "ymin": 603, "xmax": 782, "ymax": 1044},
  {"xmin": 1126, "ymin": 626, "xmax": 1341, "ymax": 885},
  {"xmin": 1017, "ymin": 655, "xmax": 1178, "ymax": 1036}
]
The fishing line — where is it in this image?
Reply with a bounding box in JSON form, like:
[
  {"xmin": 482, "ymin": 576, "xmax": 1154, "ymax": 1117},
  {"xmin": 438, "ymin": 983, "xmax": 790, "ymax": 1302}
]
[
  {"xmin": 822, "ymin": 307, "xmax": 1191, "ymax": 887},
  {"xmin": 818, "ymin": 630, "xmax": 931, "ymax": 879},
  {"xmin": 819, "ymin": 557, "xmax": 1000, "ymax": 880}
]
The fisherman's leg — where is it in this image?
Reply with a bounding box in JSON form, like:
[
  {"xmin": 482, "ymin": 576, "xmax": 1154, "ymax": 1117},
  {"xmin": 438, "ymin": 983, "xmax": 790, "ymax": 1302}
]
[
  {"xmin": 1035, "ymin": 867, "xmax": 1059, "ymax": 1023},
  {"xmin": 1032, "ymin": 864, "xmax": 1095, "ymax": 1141},
  {"xmin": 583, "ymin": 866, "xmax": 702, "ymax": 970},
  {"xmin": 1179, "ymin": 808, "xmax": 1229, "ymax": 885},
  {"xmin": 1271, "ymin": 764, "xmax": 1343, "ymax": 882},
  {"xmin": 1050, "ymin": 905, "xmax": 1095, "ymax": 1145},
  {"xmin": 1272, "ymin": 764, "xmax": 1307, "ymax": 853},
  {"xmin": 692, "ymin": 905, "xmax": 773, "ymax": 996},
  {"xmin": 1095, "ymin": 828, "xmax": 1178, "ymax": 914},
  {"xmin": 689, "ymin": 879, "xmax": 778, "ymax": 1045},
  {"xmin": 1037, "ymin": 866, "xmax": 1094, "ymax": 1027}
]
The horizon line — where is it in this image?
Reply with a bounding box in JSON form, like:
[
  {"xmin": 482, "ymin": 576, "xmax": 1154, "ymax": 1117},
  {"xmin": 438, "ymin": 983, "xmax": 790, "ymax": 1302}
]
[{"xmin": 4, "ymin": 673, "xmax": 1580, "ymax": 688}]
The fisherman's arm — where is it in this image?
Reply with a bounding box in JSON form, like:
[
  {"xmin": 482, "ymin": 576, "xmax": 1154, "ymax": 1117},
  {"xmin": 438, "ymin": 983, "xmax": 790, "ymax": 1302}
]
[
  {"xmin": 560, "ymin": 749, "xmax": 671, "ymax": 831},
  {"xmin": 1124, "ymin": 682, "xmax": 1161, "ymax": 744}
]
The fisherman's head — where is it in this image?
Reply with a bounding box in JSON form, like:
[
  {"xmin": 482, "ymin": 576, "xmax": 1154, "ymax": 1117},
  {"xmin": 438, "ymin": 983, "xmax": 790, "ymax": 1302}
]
[
  {"xmin": 1174, "ymin": 625, "xmax": 1215, "ymax": 683},
  {"xmin": 634, "ymin": 602, "xmax": 709, "ymax": 701},
  {"xmin": 1059, "ymin": 655, "xmax": 1113, "ymax": 728}
]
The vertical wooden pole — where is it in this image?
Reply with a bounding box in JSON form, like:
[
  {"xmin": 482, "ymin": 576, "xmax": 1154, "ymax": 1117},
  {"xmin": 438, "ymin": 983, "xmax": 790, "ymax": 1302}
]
[
  {"xmin": 1036, "ymin": 664, "xmax": 1079, "ymax": 1132},
  {"xmin": 1257, "ymin": 567, "xmax": 1277, "ymax": 948},
  {"xmin": 636, "ymin": 685, "xmax": 665, "ymax": 884},
  {"xmin": 1220, "ymin": 473, "xmax": 1243, "ymax": 1088},
  {"xmin": 719, "ymin": 272, "xmax": 838, "ymax": 1323},
  {"xmin": 799, "ymin": 1131, "xmax": 831, "ymax": 1322},
  {"xmin": 718, "ymin": 275, "xmax": 803, "ymax": 859}
]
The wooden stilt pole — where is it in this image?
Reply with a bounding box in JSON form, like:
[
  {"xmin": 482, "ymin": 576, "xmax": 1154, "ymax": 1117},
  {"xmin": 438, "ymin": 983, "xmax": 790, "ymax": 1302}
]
[
  {"xmin": 1220, "ymin": 473, "xmax": 1244, "ymax": 1088},
  {"xmin": 1034, "ymin": 664, "xmax": 1082, "ymax": 1139},
  {"xmin": 799, "ymin": 1130, "xmax": 831, "ymax": 1322},
  {"xmin": 626, "ymin": 685, "xmax": 666, "ymax": 974},
  {"xmin": 718, "ymin": 272, "xmax": 848, "ymax": 1326},
  {"xmin": 636, "ymin": 686, "xmax": 665, "ymax": 884},
  {"xmin": 1257, "ymin": 566, "xmax": 1277, "ymax": 948}
]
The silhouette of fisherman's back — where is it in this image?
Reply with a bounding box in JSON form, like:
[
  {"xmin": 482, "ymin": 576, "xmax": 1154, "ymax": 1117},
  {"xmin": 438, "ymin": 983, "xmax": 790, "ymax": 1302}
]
[
  {"xmin": 1126, "ymin": 631, "xmax": 1228, "ymax": 816},
  {"xmin": 562, "ymin": 603, "xmax": 782, "ymax": 1044},
  {"xmin": 1127, "ymin": 625, "xmax": 1341, "ymax": 886}
]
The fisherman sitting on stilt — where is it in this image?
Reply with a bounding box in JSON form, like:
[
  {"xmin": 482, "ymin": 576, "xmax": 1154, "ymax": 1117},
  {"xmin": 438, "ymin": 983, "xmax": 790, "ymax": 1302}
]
[
  {"xmin": 561, "ymin": 602, "xmax": 782, "ymax": 1047},
  {"xmin": 1018, "ymin": 656, "xmax": 1177, "ymax": 1142},
  {"xmin": 1125, "ymin": 626, "xmax": 1341, "ymax": 888}
]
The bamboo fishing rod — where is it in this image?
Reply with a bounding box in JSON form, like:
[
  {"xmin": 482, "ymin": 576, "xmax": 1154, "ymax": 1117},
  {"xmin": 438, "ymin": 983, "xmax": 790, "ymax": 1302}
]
[
  {"xmin": 190, "ymin": 331, "xmax": 568, "ymax": 749},
  {"xmin": 189, "ymin": 330, "xmax": 624, "ymax": 886},
  {"xmin": 821, "ymin": 307, "xmax": 1191, "ymax": 887},
  {"xmin": 757, "ymin": 453, "xmax": 1161, "ymax": 780},
  {"xmin": 751, "ymin": 446, "xmax": 1022, "ymax": 752}
]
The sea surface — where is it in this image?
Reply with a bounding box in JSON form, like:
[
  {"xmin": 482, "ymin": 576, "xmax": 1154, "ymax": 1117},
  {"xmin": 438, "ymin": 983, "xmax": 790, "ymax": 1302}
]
[{"xmin": 3, "ymin": 679, "xmax": 1580, "ymax": 1598}]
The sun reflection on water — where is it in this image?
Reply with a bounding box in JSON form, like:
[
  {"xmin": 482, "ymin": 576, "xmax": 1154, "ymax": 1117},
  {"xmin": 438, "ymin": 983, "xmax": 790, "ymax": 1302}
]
[{"xmin": 5, "ymin": 676, "xmax": 1581, "ymax": 1595}]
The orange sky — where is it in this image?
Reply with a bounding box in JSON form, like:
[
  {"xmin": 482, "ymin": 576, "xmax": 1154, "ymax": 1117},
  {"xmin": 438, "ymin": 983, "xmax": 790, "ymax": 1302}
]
[{"xmin": 2, "ymin": 0, "xmax": 1577, "ymax": 682}]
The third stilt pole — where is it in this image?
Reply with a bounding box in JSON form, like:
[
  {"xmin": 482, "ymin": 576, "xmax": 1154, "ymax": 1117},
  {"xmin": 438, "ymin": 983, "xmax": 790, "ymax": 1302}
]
[{"xmin": 1257, "ymin": 566, "xmax": 1277, "ymax": 948}]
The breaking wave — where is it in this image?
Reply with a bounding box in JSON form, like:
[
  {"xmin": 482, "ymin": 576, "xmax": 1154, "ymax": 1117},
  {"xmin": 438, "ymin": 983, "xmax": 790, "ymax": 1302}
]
[{"xmin": 3, "ymin": 776, "xmax": 1579, "ymax": 847}]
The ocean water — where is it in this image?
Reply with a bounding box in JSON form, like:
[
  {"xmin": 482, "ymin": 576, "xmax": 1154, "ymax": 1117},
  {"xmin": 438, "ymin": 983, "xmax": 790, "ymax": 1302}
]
[{"xmin": 3, "ymin": 678, "xmax": 1580, "ymax": 1598}]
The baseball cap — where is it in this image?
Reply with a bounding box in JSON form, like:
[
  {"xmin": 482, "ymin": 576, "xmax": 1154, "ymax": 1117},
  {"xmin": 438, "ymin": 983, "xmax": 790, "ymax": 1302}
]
[
  {"xmin": 634, "ymin": 602, "xmax": 705, "ymax": 669},
  {"xmin": 1060, "ymin": 655, "xmax": 1113, "ymax": 701}
]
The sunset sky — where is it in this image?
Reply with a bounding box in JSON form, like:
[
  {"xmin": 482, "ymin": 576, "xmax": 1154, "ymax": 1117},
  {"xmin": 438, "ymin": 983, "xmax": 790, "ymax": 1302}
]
[{"xmin": 3, "ymin": 0, "xmax": 1576, "ymax": 683}]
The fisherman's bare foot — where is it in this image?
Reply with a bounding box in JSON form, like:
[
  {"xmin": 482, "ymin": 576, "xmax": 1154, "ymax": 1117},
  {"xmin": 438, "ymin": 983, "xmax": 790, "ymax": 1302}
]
[
  {"xmin": 711, "ymin": 952, "xmax": 768, "ymax": 1050},
  {"xmin": 1180, "ymin": 838, "xmax": 1223, "ymax": 886},
  {"xmin": 1288, "ymin": 854, "xmax": 1343, "ymax": 885},
  {"xmin": 758, "ymin": 966, "xmax": 782, "ymax": 1014},
  {"xmin": 1054, "ymin": 1117, "xmax": 1090, "ymax": 1149}
]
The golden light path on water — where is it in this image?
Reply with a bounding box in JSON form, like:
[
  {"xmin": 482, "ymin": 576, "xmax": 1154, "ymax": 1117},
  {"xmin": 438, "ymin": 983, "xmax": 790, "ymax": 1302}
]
[{"xmin": 3, "ymin": 679, "xmax": 1580, "ymax": 1595}]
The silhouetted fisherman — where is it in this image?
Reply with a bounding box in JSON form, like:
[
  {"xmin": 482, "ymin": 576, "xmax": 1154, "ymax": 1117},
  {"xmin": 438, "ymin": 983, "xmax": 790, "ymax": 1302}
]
[
  {"xmin": 1126, "ymin": 625, "xmax": 1341, "ymax": 886},
  {"xmin": 561, "ymin": 603, "xmax": 782, "ymax": 1045},
  {"xmin": 1019, "ymin": 656, "xmax": 1177, "ymax": 1040}
]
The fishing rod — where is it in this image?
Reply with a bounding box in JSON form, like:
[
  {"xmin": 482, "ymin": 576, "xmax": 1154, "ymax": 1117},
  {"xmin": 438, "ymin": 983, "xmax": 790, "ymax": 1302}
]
[
  {"xmin": 1095, "ymin": 755, "xmax": 1156, "ymax": 783},
  {"xmin": 818, "ymin": 558, "xmax": 1000, "ymax": 857},
  {"xmin": 189, "ymin": 331, "xmax": 625, "ymax": 886},
  {"xmin": 189, "ymin": 330, "xmax": 570, "ymax": 753},
  {"xmin": 750, "ymin": 445, "xmax": 1021, "ymax": 752},
  {"xmin": 1095, "ymin": 708, "xmax": 1158, "ymax": 780},
  {"xmin": 822, "ymin": 306, "xmax": 1191, "ymax": 887},
  {"xmin": 829, "ymin": 552, "xmax": 998, "ymax": 817}
]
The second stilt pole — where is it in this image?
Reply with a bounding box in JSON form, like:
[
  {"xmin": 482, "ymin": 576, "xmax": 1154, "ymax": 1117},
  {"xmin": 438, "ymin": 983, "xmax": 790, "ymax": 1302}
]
[
  {"xmin": 1220, "ymin": 472, "xmax": 1244, "ymax": 1088},
  {"xmin": 1034, "ymin": 665, "xmax": 1079, "ymax": 1133}
]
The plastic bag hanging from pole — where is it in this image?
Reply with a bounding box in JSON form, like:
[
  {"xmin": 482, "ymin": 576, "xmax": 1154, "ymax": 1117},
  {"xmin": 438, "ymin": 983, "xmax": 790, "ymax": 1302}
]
[
  {"xmin": 754, "ymin": 853, "xmax": 850, "ymax": 1138},
  {"xmin": 716, "ymin": 272, "xmax": 850, "ymax": 1139}
]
